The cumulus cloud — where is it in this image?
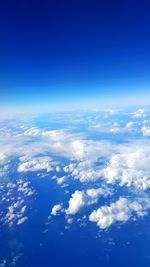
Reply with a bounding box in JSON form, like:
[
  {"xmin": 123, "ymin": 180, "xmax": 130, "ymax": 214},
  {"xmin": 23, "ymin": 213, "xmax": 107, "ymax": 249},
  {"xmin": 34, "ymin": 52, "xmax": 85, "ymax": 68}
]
[
  {"xmin": 21, "ymin": 128, "xmax": 85, "ymax": 159},
  {"xmin": 64, "ymin": 161, "xmax": 103, "ymax": 182},
  {"xmin": 63, "ymin": 140, "xmax": 113, "ymax": 182},
  {"xmin": 0, "ymin": 153, "xmax": 6, "ymax": 162},
  {"xmin": 18, "ymin": 156, "xmax": 54, "ymax": 173},
  {"xmin": 102, "ymin": 143, "xmax": 150, "ymax": 190},
  {"xmin": 1, "ymin": 109, "xmax": 150, "ymax": 232},
  {"xmin": 1, "ymin": 179, "xmax": 35, "ymax": 227},
  {"xmin": 17, "ymin": 180, "xmax": 35, "ymax": 196},
  {"xmin": 63, "ymin": 140, "xmax": 150, "ymax": 190},
  {"xmin": 51, "ymin": 204, "xmax": 62, "ymax": 215},
  {"xmin": 66, "ymin": 187, "xmax": 111, "ymax": 215},
  {"xmin": 125, "ymin": 121, "xmax": 134, "ymax": 130},
  {"xmin": 67, "ymin": 217, "xmax": 73, "ymax": 224},
  {"xmin": 142, "ymin": 126, "xmax": 150, "ymax": 136},
  {"xmin": 23, "ymin": 127, "xmax": 42, "ymax": 136},
  {"xmin": 5, "ymin": 200, "xmax": 27, "ymax": 226},
  {"xmin": 66, "ymin": 191, "xmax": 85, "ymax": 215},
  {"xmin": 132, "ymin": 109, "xmax": 147, "ymax": 118},
  {"xmin": 89, "ymin": 197, "xmax": 150, "ymax": 229},
  {"xmin": 110, "ymin": 122, "xmax": 121, "ymax": 133},
  {"xmin": 56, "ymin": 176, "xmax": 68, "ymax": 185},
  {"xmin": 17, "ymin": 216, "xmax": 28, "ymax": 225}
]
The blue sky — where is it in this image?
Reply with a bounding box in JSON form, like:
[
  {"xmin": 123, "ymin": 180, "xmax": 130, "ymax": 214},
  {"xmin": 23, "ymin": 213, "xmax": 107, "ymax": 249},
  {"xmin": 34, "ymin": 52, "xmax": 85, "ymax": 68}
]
[{"xmin": 0, "ymin": 0, "xmax": 150, "ymax": 110}]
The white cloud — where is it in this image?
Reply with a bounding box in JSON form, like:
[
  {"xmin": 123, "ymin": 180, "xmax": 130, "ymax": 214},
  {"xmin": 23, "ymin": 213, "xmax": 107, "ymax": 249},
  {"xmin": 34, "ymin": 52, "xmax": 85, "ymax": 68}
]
[
  {"xmin": 51, "ymin": 204, "xmax": 62, "ymax": 215},
  {"xmin": 102, "ymin": 143, "xmax": 150, "ymax": 190},
  {"xmin": 23, "ymin": 127, "xmax": 42, "ymax": 136},
  {"xmin": 17, "ymin": 181, "xmax": 35, "ymax": 196},
  {"xmin": 17, "ymin": 216, "xmax": 28, "ymax": 225},
  {"xmin": 57, "ymin": 176, "xmax": 68, "ymax": 185},
  {"xmin": 67, "ymin": 217, "xmax": 73, "ymax": 224},
  {"xmin": 110, "ymin": 122, "xmax": 121, "ymax": 133},
  {"xmin": 63, "ymin": 140, "xmax": 113, "ymax": 182},
  {"xmin": 71, "ymin": 140, "xmax": 85, "ymax": 158},
  {"xmin": 66, "ymin": 187, "xmax": 111, "ymax": 215},
  {"xmin": 64, "ymin": 161, "xmax": 104, "ymax": 182},
  {"xmin": 0, "ymin": 153, "xmax": 6, "ymax": 162},
  {"xmin": 1, "ymin": 178, "xmax": 35, "ymax": 227},
  {"xmin": 125, "ymin": 121, "xmax": 134, "ymax": 130},
  {"xmin": 142, "ymin": 126, "xmax": 150, "ymax": 136},
  {"xmin": 89, "ymin": 197, "xmax": 150, "ymax": 229},
  {"xmin": 66, "ymin": 191, "xmax": 85, "ymax": 215},
  {"xmin": 86, "ymin": 187, "xmax": 111, "ymax": 199},
  {"xmin": 20, "ymin": 205, "xmax": 27, "ymax": 214},
  {"xmin": 132, "ymin": 109, "xmax": 147, "ymax": 118},
  {"xmin": 1, "ymin": 110, "xmax": 150, "ymax": 231},
  {"xmin": 6, "ymin": 182, "xmax": 16, "ymax": 189},
  {"xmin": 18, "ymin": 156, "xmax": 53, "ymax": 173},
  {"xmin": 5, "ymin": 200, "xmax": 27, "ymax": 226}
]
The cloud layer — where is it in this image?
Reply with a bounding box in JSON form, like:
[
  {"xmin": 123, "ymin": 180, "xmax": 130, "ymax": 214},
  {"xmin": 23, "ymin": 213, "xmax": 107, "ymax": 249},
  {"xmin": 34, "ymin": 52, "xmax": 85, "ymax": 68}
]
[{"xmin": 0, "ymin": 107, "xmax": 150, "ymax": 231}]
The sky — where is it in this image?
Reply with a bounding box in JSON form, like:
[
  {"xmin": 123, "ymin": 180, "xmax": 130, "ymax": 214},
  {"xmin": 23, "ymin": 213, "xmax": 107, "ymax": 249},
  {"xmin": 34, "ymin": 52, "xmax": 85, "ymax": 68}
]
[{"xmin": 0, "ymin": 0, "xmax": 150, "ymax": 111}]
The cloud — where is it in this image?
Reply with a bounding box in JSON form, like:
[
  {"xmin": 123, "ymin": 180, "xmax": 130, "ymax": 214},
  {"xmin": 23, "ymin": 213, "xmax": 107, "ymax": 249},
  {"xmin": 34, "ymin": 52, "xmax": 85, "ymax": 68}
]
[
  {"xmin": 110, "ymin": 122, "xmax": 121, "ymax": 133},
  {"xmin": 1, "ymin": 109, "xmax": 150, "ymax": 232},
  {"xmin": 56, "ymin": 176, "xmax": 68, "ymax": 185},
  {"xmin": 63, "ymin": 141, "xmax": 113, "ymax": 182},
  {"xmin": 51, "ymin": 204, "xmax": 62, "ymax": 215},
  {"xmin": 66, "ymin": 191, "xmax": 85, "ymax": 215},
  {"xmin": 142, "ymin": 126, "xmax": 150, "ymax": 136},
  {"xmin": 67, "ymin": 217, "xmax": 73, "ymax": 224},
  {"xmin": 17, "ymin": 180, "xmax": 35, "ymax": 196},
  {"xmin": 125, "ymin": 121, "xmax": 134, "ymax": 130},
  {"xmin": 23, "ymin": 127, "xmax": 42, "ymax": 136},
  {"xmin": 0, "ymin": 153, "xmax": 6, "ymax": 162},
  {"xmin": 5, "ymin": 200, "xmax": 27, "ymax": 226},
  {"xmin": 63, "ymin": 139, "xmax": 150, "ymax": 190},
  {"xmin": 18, "ymin": 156, "xmax": 54, "ymax": 173},
  {"xmin": 89, "ymin": 197, "xmax": 150, "ymax": 229},
  {"xmin": 132, "ymin": 109, "xmax": 147, "ymax": 118},
  {"xmin": 102, "ymin": 142, "xmax": 150, "ymax": 190},
  {"xmin": 66, "ymin": 187, "xmax": 111, "ymax": 215},
  {"xmin": 2, "ymin": 179, "xmax": 35, "ymax": 227},
  {"xmin": 17, "ymin": 216, "xmax": 28, "ymax": 225}
]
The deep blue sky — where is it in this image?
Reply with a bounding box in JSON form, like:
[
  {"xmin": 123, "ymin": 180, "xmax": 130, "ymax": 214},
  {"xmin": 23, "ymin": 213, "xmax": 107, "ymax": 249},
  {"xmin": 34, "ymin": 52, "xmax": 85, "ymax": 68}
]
[{"xmin": 0, "ymin": 0, "xmax": 150, "ymax": 110}]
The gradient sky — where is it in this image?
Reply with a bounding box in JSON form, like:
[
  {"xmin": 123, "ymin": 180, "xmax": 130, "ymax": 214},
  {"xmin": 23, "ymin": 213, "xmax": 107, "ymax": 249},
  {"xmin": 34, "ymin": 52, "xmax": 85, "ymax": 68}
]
[{"xmin": 0, "ymin": 0, "xmax": 150, "ymax": 110}]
